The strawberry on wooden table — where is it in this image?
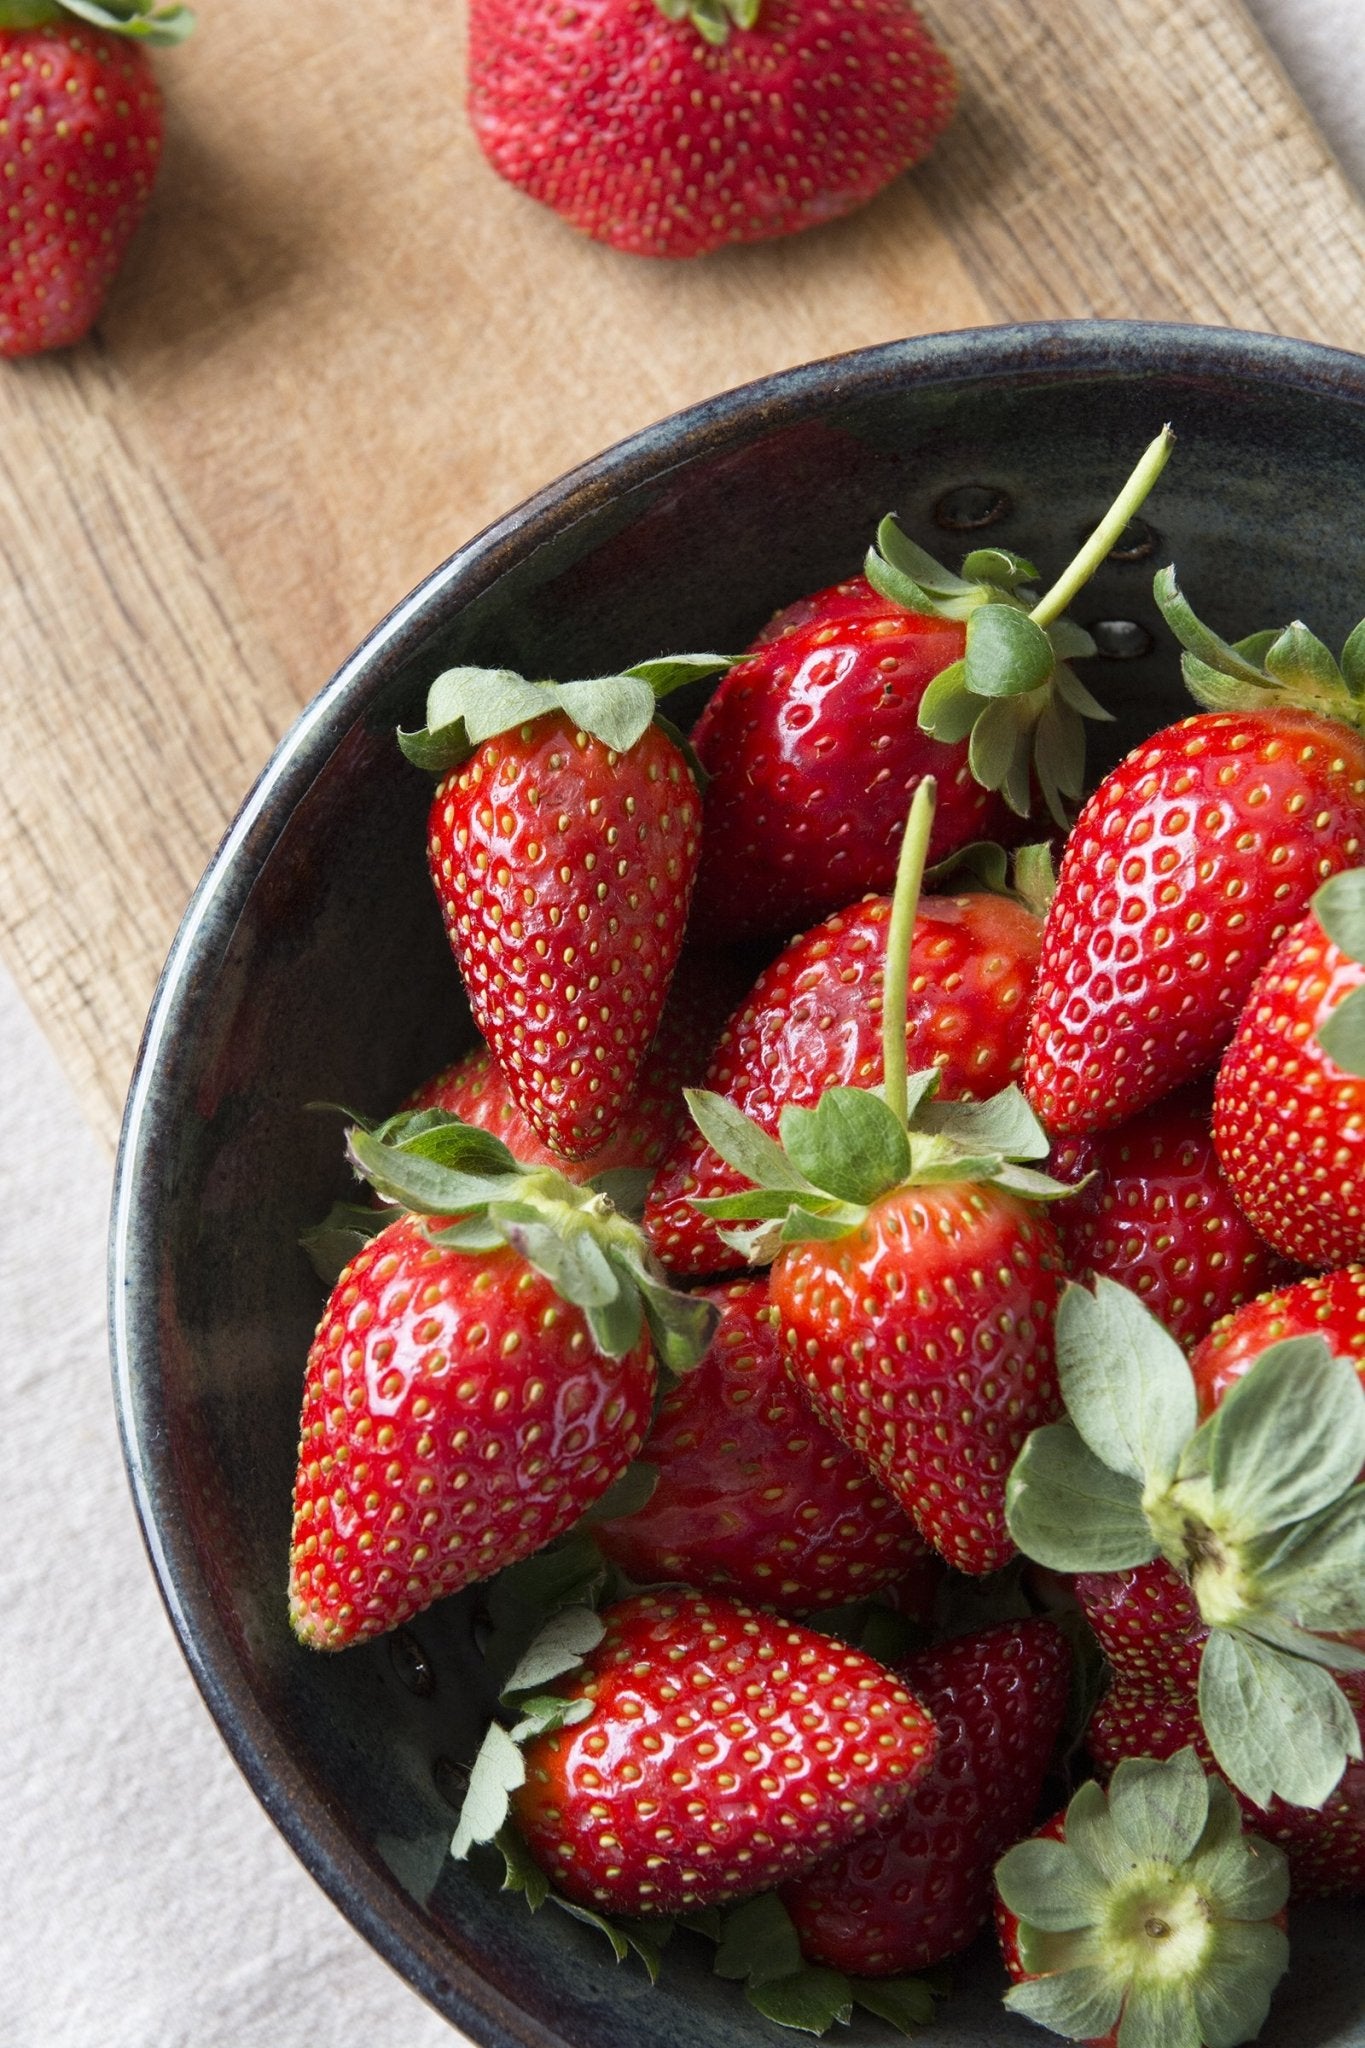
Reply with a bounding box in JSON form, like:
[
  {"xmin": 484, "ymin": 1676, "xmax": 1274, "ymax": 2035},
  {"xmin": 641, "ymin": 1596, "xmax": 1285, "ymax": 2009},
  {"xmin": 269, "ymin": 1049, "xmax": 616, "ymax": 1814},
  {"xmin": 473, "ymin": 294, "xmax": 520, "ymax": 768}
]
[
  {"xmin": 1026, "ymin": 581, "xmax": 1365, "ymax": 1137},
  {"xmin": 0, "ymin": 0, "xmax": 191, "ymax": 358},
  {"xmin": 1213, "ymin": 867, "xmax": 1365, "ymax": 1264},
  {"xmin": 1006, "ymin": 1275, "xmax": 1365, "ymax": 1816},
  {"xmin": 453, "ymin": 1589, "xmax": 938, "ymax": 1915},
  {"xmin": 685, "ymin": 782, "xmax": 1073, "ymax": 1574},
  {"xmin": 1050, "ymin": 1089, "xmax": 1292, "ymax": 1350},
  {"xmin": 783, "ymin": 1617, "xmax": 1070, "ymax": 1975},
  {"xmin": 466, "ymin": 0, "xmax": 957, "ymax": 259},
  {"xmin": 288, "ymin": 1109, "xmax": 717, "ymax": 1650},
  {"xmin": 592, "ymin": 1275, "xmax": 935, "ymax": 1615},
  {"xmin": 689, "ymin": 434, "xmax": 1173, "ymax": 944},
  {"xmin": 643, "ymin": 855, "xmax": 1047, "ymax": 1279},
  {"xmin": 399, "ymin": 654, "xmax": 728, "ymax": 1162},
  {"xmin": 994, "ymin": 1749, "xmax": 1290, "ymax": 2048}
]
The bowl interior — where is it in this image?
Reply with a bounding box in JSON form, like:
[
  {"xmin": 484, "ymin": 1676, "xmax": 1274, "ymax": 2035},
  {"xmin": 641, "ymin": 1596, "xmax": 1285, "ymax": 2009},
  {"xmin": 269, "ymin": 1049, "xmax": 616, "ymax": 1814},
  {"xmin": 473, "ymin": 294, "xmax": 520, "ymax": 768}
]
[{"xmin": 113, "ymin": 323, "xmax": 1365, "ymax": 2048}]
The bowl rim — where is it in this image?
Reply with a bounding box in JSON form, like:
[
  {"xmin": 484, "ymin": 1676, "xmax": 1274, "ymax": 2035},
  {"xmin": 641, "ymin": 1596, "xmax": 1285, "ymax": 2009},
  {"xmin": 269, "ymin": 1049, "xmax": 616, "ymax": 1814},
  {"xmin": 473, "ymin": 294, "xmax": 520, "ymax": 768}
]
[{"xmin": 108, "ymin": 315, "xmax": 1365, "ymax": 2044}]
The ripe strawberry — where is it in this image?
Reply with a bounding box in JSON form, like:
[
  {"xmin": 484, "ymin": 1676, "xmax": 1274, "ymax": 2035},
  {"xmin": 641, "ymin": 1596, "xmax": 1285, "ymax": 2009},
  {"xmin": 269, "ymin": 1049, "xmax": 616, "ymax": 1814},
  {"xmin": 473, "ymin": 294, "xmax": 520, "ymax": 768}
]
[
  {"xmin": 288, "ymin": 1109, "xmax": 716, "ymax": 1649},
  {"xmin": 687, "ymin": 454, "xmax": 1181, "ymax": 947},
  {"xmin": 1088, "ymin": 1673, "xmax": 1365, "ymax": 1899},
  {"xmin": 1191, "ymin": 1263, "xmax": 1365, "ymax": 1419},
  {"xmin": 406, "ymin": 1041, "xmax": 683, "ymax": 1179},
  {"xmin": 466, "ymin": 0, "xmax": 957, "ymax": 260},
  {"xmin": 401, "ymin": 656, "xmax": 728, "ymax": 1161},
  {"xmin": 1025, "ymin": 581, "xmax": 1365, "ymax": 1137},
  {"xmin": 1050, "ymin": 1089, "xmax": 1291, "ymax": 1349},
  {"xmin": 0, "ymin": 3, "xmax": 189, "ymax": 359},
  {"xmin": 686, "ymin": 783, "xmax": 1071, "ymax": 1575},
  {"xmin": 644, "ymin": 880, "xmax": 1044, "ymax": 1278},
  {"xmin": 592, "ymin": 1276, "xmax": 934, "ymax": 1615},
  {"xmin": 995, "ymin": 1750, "xmax": 1290, "ymax": 2048},
  {"xmin": 505, "ymin": 1590, "xmax": 938, "ymax": 1913},
  {"xmin": 783, "ymin": 1618, "xmax": 1070, "ymax": 1975},
  {"xmin": 1006, "ymin": 1276, "xmax": 1365, "ymax": 1815},
  {"xmin": 1213, "ymin": 869, "xmax": 1365, "ymax": 1264}
]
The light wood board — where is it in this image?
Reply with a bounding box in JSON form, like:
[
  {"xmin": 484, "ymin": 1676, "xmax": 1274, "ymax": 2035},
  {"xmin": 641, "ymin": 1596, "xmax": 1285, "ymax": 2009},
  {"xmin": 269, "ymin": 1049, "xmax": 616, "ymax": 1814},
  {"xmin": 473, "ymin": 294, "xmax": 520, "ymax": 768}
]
[{"xmin": 2, "ymin": 0, "xmax": 1363, "ymax": 1145}]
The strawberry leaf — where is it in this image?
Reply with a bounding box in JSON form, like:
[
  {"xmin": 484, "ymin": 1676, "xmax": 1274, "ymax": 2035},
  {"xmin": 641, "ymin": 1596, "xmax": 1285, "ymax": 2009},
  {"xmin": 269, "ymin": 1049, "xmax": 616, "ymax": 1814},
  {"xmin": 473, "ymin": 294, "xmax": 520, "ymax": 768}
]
[
  {"xmin": 916, "ymin": 662, "xmax": 979, "ymax": 744},
  {"xmin": 555, "ymin": 676, "xmax": 658, "ymax": 754},
  {"xmin": 1005, "ymin": 1970, "xmax": 1124, "ymax": 2042},
  {"xmin": 500, "ymin": 1605, "xmax": 605, "ymax": 1699},
  {"xmin": 851, "ymin": 1978, "xmax": 938, "ymax": 2032},
  {"xmin": 778, "ymin": 1088, "xmax": 911, "ymax": 1206},
  {"xmin": 1263, "ymin": 622, "xmax": 1346, "ymax": 701},
  {"xmin": 745, "ymin": 1970, "xmax": 855, "ymax": 2035},
  {"xmin": 451, "ymin": 1721, "xmax": 526, "ymax": 1859},
  {"xmin": 963, "ymin": 604, "xmax": 1055, "ymax": 699},
  {"xmin": 1191, "ymin": 1337, "xmax": 1365, "ymax": 1539},
  {"xmin": 1105, "ymin": 1747, "xmax": 1210, "ymax": 1865},
  {"xmin": 47, "ymin": 0, "xmax": 194, "ymax": 39},
  {"xmin": 714, "ymin": 1893, "xmax": 804, "ymax": 1985},
  {"xmin": 1314, "ymin": 985, "xmax": 1365, "ymax": 1075},
  {"xmin": 1341, "ymin": 620, "xmax": 1365, "ymax": 698},
  {"xmin": 1004, "ymin": 1423, "xmax": 1156, "ymax": 1571},
  {"xmin": 1198, "ymin": 1629, "xmax": 1362, "ymax": 1808},
  {"xmin": 300, "ymin": 1200, "xmax": 391, "ymax": 1284},
  {"xmin": 1252, "ymin": 1485, "xmax": 1365, "ymax": 1634},
  {"xmin": 624, "ymin": 654, "xmax": 735, "ymax": 698},
  {"xmin": 916, "ymin": 1083, "xmax": 1049, "ymax": 1160},
  {"xmin": 683, "ymin": 1089, "xmax": 825, "ymax": 1194},
  {"xmin": 1054, "ymin": 1278, "xmax": 1199, "ymax": 1490}
]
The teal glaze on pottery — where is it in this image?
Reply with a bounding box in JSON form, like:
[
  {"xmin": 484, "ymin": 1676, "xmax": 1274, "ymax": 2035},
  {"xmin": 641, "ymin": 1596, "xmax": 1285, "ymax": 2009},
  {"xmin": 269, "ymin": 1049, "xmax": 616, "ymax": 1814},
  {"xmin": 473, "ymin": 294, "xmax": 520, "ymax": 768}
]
[{"xmin": 111, "ymin": 321, "xmax": 1365, "ymax": 2048}]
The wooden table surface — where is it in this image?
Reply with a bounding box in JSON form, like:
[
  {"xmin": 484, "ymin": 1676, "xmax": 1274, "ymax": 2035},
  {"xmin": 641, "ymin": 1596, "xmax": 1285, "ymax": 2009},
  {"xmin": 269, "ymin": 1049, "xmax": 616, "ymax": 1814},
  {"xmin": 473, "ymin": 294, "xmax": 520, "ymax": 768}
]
[{"xmin": 3, "ymin": 0, "xmax": 1364, "ymax": 1148}]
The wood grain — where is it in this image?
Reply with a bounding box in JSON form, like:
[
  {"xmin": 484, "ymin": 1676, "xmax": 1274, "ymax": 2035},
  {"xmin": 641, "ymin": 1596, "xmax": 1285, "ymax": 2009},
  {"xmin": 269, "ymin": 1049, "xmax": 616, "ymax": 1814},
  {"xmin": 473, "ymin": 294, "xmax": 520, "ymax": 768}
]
[{"xmin": 0, "ymin": 0, "xmax": 1362, "ymax": 1146}]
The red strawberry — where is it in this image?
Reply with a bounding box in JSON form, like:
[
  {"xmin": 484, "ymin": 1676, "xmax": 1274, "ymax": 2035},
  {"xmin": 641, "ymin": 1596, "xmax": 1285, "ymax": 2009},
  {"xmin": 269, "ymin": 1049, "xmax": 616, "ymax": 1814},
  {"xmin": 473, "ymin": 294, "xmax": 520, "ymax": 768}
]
[
  {"xmin": 1073, "ymin": 1557, "xmax": 1208, "ymax": 1696},
  {"xmin": 686, "ymin": 783, "xmax": 1071, "ymax": 1575},
  {"xmin": 688, "ymin": 582, "xmax": 1002, "ymax": 944},
  {"xmin": 644, "ymin": 883, "xmax": 1043, "ymax": 1278},
  {"xmin": 1089, "ymin": 1673, "xmax": 1365, "ymax": 1899},
  {"xmin": 1025, "ymin": 579, "xmax": 1365, "ymax": 1138},
  {"xmin": 1213, "ymin": 870, "xmax": 1365, "ymax": 1264},
  {"xmin": 1191, "ymin": 1264, "xmax": 1365, "ymax": 1419},
  {"xmin": 772, "ymin": 1175, "xmax": 1063, "ymax": 1576},
  {"xmin": 1050, "ymin": 1089, "xmax": 1291, "ymax": 1350},
  {"xmin": 466, "ymin": 0, "xmax": 957, "ymax": 260},
  {"xmin": 0, "ymin": 3, "xmax": 188, "ymax": 359},
  {"xmin": 783, "ymin": 1618, "xmax": 1070, "ymax": 1974},
  {"xmin": 402, "ymin": 659, "xmax": 726, "ymax": 1160},
  {"xmin": 288, "ymin": 1111, "xmax": 716, "ymax": 1649},
  {"xmin": 995, "ymin": 1751, "xmax": 1290, "ymax": 2048},
  {"xmin": 506, "ymin": 1589, "xmax": 938, "ymax": 1914},
  {"xmin": 592, "ymin": 1276, "xmax": 934, "ymax": 1615}
]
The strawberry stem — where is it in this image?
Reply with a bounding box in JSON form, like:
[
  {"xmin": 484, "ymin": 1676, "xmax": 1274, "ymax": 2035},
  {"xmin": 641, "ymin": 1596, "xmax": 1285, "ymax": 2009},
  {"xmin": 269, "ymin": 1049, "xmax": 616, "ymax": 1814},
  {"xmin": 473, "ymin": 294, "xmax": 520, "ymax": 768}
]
[
  {"xmin": 1028, "ymin": 427, "xmax": 1175, "ymax": 631},
  {"xmin": 882, "ymin": 778, "xmax": 938, "ymax": 1129}
]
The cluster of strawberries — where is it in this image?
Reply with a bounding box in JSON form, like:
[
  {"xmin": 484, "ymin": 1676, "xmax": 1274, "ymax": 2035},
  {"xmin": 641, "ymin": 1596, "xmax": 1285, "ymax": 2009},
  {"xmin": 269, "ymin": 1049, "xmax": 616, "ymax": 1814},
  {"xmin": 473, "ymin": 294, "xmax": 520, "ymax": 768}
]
[{"xmin": 287, "ymin": 432, "xmax": 1365, "ymax": 2046}]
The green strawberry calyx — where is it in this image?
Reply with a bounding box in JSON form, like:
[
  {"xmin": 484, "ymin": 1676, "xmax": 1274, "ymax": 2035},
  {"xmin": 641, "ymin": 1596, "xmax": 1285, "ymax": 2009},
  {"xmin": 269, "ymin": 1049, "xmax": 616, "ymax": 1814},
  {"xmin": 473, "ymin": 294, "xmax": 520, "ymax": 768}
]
[
  {"xmin": 397, "ymin": 654, "xmax": 732, "ymax": 783},
  {"xmin": 923, "ymin": 835, "xmax": 1057, "ymax": 918},
  {"xmin": 1155, "ymin": 566, "xmax": 1365, "ymax": 733},
  {"xmin": 996, "ymin": 1748, "xmax": 1289, "ymax": 2048},
  {"xmin": 869, "ymin": 427, "xmax": 1174, "ymax": 827},
  {"xmin": 654, "ymin": 0, "xmax": 760, "ymax": 43},
  {"xmin": 0, "ymin": 0, "xmax": 194, "ymax": 38},
  {"xmin": 1006, "ymin": 1276, "xmax": 1365, "ymax": 1810},
  {"xmin": 685, "ymin": 780, "xmax": 1076, "ymax": 1262},
  {"xmin": 337, "ymin": 1106, "xmax": 719, "ymax": 1374},
  {"xmin": 1304, "ymin": 866, "xmax": 1365, "ymax": 1076}
]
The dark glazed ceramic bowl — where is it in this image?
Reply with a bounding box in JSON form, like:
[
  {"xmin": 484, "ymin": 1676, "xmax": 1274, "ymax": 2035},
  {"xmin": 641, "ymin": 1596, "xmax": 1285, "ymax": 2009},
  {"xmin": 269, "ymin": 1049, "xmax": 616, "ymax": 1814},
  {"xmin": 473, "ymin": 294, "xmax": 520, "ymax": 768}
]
[{"xmin": 111, "ymin": 321, "xmax": 1365, "ymax": 2048}]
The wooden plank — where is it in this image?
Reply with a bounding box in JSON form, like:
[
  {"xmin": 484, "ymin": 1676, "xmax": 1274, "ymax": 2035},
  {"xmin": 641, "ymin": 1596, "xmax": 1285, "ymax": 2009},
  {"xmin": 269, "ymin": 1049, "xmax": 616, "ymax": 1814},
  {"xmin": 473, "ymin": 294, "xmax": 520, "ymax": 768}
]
[{"xmin": 0, "ymin": 0, "xmax": 1362, "ymax": 1147}]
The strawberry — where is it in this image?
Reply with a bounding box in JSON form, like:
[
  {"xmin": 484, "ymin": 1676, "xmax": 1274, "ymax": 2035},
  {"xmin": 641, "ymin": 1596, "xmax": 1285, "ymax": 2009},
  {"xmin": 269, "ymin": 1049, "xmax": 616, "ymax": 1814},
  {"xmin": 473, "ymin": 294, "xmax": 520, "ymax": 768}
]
[
  {"xmin": 782, "ymin": 1617, "xmax": 1070, "ymax": 1975},
  {"xmin": 0, "ymin": 2, "xmax": 190, "ymax": 359},
  {"xmin": 1025, "ymin": 580, "xmax": 1365, "ymax": 1137},
  {"xmin": 1213, "ymin": 869, "xmax": 1365, "ymax": 1264},
  {"xmin": 405, "ymin": 1042, "xmax": 682, "ymax": 1179},
  {"xmin": 288, "ymin": 1109, "xmax": 717, "ymax": 1649},
  {"xmin": 643, "ymin": 873, "xmax": 1045, "ymax": 1278},
  {"xmin": 465, "ymin": 0, "xmax": 957, "ymax": 260},
  {"xmin": 592, "ymin": 1275, "xmax": 935, "ymax": 1615},
  {"xmin": 1191, "ymin": 1263, "xmax": 1365, "ymax": 1419},
  {"xmin": 994, "ymin": 1750, "xmax": 1290, "ymax": 2048},
  {"xmin": 399, "ymin": 655, "xmax": 729, "ymax": 1161},
  {"xmin": 1088, "ymin": 1673, "xmax": 1365, "ymax": 1899},
  {"xmin": 1006, "ymin": 1276, "xmax": 1365, "ymax": 1816},
  {"xmin": 685, "ymin": 783, "xmax": 1072, "ymax": 1575},
  {"xmin": 690, "ymin": 440, "xmax": 1175, "ymax": 945},
  {"xmin": 1050, "ymin": 1089, "xmax": 1291, "ymax": 1350},
  {"xmin": 499, "ymin": 1590, "xmax": 938, "ymax": 1914}
]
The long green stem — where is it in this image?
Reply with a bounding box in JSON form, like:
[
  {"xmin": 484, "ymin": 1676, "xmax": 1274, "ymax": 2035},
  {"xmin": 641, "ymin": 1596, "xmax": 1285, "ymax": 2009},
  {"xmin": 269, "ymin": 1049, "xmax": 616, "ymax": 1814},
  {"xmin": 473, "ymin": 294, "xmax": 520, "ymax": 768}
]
[
  {"xmin": 882, "ymin": 778, "xmax": 938, "ymax": 1130},
  {"xmin": 1029, "ymin": 426, "xmax": 1176, "ymax": 630}
]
